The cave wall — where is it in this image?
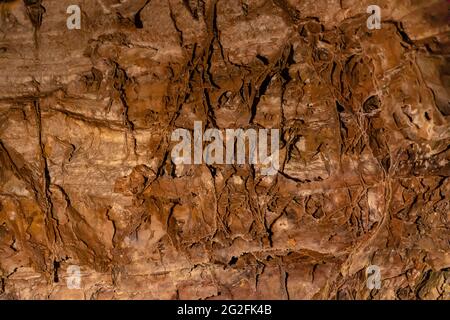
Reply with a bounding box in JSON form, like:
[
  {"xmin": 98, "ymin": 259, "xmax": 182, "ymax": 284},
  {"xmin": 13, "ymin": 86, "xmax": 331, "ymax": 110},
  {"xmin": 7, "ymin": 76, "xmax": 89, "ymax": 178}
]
[{"xmin": 0, "ymin": 0, "xmax": 449, "ymax": 299}]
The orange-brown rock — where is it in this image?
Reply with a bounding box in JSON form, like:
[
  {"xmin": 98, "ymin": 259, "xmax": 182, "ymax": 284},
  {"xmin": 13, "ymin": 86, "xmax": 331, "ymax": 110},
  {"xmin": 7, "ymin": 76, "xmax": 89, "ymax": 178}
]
[{"xmin": 0, "ymin": 0, "xmax": 448, "ymax": 299}]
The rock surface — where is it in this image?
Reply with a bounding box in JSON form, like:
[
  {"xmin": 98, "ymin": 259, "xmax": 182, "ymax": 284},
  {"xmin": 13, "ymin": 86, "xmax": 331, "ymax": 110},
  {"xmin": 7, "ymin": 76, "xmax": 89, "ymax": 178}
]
[{"xmin": 0, "ymin": 0, "xmax": 449, "ymax": 299}]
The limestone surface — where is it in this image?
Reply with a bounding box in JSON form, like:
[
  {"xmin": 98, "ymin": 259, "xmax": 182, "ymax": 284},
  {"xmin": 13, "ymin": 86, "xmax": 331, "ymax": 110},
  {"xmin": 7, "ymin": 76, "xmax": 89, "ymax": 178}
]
[{"xmin": 0, "ymin": 0, "xmax": 449, "ymax": 299}]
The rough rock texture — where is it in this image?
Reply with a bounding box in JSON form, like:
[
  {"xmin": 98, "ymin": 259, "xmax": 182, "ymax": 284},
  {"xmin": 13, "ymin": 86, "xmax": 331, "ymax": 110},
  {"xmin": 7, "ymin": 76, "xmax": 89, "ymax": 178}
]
[{"xmin": 0, "ymin": 0, "xmax": 449, "ymax": 300}]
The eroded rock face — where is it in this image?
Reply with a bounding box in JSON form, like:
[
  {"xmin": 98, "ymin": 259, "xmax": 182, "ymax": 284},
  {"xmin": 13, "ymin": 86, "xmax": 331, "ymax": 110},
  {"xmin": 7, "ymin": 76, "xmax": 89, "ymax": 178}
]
[{"xmin": 0, "ymin": 0, "xmax": 449, "ymax": 300}]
